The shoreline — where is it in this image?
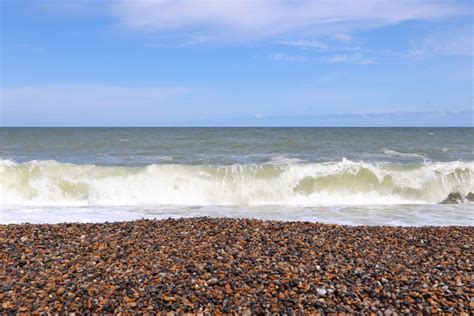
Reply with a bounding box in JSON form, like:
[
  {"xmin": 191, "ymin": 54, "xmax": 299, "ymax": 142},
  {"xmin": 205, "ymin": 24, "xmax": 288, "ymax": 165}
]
[
  {"xmin": 1, "ymin": 217, "xmax": 472, "ymax": 314},
  {"xmin": 2, "ymin": 204, "xmax": 473, "ymax": 227}
]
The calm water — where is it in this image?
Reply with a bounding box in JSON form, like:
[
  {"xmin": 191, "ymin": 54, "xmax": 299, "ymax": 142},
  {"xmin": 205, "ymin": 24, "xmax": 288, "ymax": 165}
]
[{"xmin": 1, "ymin": 128, "xmax": 473, "ymax": 225}]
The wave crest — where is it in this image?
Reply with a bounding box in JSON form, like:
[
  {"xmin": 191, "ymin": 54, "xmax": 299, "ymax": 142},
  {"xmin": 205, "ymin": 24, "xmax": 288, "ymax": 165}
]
[
  {"xmin": 383, "ymin": 149, "xmax": 426, "ymax": 159},
  {"xmin": 1, "ymin": 159, "xmax": 473, "ymax": 206}
]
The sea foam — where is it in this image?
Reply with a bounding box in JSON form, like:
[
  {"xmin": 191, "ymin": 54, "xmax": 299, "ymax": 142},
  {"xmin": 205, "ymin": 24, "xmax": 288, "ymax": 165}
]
[{"xmin": 1, "ymin": 159, "xmax": 473, "ymax": 207}]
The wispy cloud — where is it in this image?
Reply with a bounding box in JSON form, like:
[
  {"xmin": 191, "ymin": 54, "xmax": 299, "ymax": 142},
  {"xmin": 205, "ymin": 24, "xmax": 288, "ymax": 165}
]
[
  {"xmin": 409, "ymin": 29, "xmax": 473, "ymax": 57},
  {"xmin": 278, "ymin": 40, "xmax": 329, "ymax": 50},
  {"xmin": 328, "ymin": 53, "xmax": 374, "ymax": 64},
  {"xmin": 143, "ymin": 34, "xmax": 216, "ymax": 48},
  {"xmin": 270, "ymin": 52, "xmax": 374, "ymax": 64},
  {"xmin": 332, "ymin": 34, "xmax": 353, "ymax": 43},
  {"xmin": 275, "ymin": 34, "xmax": 370, "ymax": 64},
  {"xmin": 113, "ymin": 0, "xmax": 465, "ymax": 41},
  {"xmin": 274, "ymin": 30, "xmax": 473, "ymax": 65},
  {"xmin": 270, "ymin": 53, "xmax": 315, "ymax": 63},
  {"xmin": 1, "ymin": 84, "xmax": 190, "ymax": 114},
  {"xmin": 276, "ymin": 35, "xmax": 363, "ymax": 57},
  {"xmin": 181, "ymin": 110, "xmax": 473, "ymax": 127}
]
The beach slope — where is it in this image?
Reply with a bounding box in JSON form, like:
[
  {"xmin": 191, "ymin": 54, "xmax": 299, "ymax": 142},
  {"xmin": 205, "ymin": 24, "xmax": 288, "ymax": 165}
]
[{"xmin": 1, "ymin": 218, "xmax": 472, "ymax": 314}]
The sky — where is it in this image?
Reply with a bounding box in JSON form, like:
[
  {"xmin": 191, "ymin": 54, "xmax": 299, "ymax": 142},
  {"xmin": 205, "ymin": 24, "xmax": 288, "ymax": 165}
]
[{"xmin": 0, "ymin": 0, "xmax": 473, "ymax": 127}]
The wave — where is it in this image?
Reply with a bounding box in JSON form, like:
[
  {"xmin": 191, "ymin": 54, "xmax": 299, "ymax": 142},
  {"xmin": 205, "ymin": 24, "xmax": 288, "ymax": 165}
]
[
  {"xmin": 383, "ymin": 149, "xmax": 426, "ymax": 159},
  {"xmin": 1, "ymin": 159, "xmax": 473, "ymax": 206}
]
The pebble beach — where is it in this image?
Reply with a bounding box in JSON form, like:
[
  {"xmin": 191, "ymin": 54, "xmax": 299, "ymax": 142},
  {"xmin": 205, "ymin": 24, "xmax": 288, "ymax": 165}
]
[{"xmin": 1, "ymin": 217, "xmax": 472, "ymax": 314}]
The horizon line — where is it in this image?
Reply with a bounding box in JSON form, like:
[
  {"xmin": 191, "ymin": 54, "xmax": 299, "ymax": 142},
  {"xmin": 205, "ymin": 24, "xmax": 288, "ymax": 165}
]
[{"xmin": 1, "ymin": 126, "xmax": 472, "ymax": 128}]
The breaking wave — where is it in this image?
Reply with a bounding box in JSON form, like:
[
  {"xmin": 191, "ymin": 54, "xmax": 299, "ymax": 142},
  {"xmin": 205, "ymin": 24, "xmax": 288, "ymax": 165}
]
[{"xmin": 1, "ymin": 159, "xmax": 473, "ymax": 206}]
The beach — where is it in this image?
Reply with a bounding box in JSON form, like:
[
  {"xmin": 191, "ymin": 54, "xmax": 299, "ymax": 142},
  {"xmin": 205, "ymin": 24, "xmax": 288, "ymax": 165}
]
[
  {"xmin": 2, "ymin": 0, "xmax": 473, "ymax": 312},
  {"xmin": 1, "ymin": 128, "xmax": 473, "ymax": 313},
  {"xmin": 1, "ymin": 217, "xmax": 472, "ymax": 314}
]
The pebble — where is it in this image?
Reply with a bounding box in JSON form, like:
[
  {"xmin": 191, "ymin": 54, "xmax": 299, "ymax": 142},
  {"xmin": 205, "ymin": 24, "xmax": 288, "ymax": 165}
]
[
  {"xmin": 0, "ymin": 217, "xmax": 472, "ymax": 313},
  {"xmin": 316, "ymin": 288, "xmax": 327, "ymax": 296},
  {"xmin": 207, "ymin": 278, "xmax": 218, "ymax": 286}
]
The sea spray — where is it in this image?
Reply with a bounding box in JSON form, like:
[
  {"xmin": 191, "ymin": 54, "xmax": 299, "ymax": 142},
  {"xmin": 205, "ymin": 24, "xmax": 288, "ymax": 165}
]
[{"xmin": 1, "ymin": 159, "xmax": 472, "ymax": 207}]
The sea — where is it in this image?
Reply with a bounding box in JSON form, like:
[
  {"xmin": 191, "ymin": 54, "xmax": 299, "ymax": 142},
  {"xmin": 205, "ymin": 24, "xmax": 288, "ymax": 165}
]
[{"xmin": 0, "ymin": 127, "xmax": 473, "ymax": 226}]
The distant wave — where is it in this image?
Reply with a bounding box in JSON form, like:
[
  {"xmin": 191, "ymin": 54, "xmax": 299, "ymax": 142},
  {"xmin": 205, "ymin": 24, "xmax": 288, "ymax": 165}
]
[
  {"xmin": 269, "ymin": 156, "xmax": 303, "ymax": 164},
  {"xmin": 383, "ymin": 149, "xmax": 426, "ymax": 159},
  {"xmin": 1, "ymin": 159, "xmax": 473, "ymax": 207}
]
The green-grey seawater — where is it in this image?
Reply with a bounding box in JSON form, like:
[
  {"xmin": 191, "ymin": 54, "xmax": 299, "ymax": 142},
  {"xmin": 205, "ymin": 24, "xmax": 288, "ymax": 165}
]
[{"xmin": 1, "ymin": 128, "xmax": 473, "ymax": 225}]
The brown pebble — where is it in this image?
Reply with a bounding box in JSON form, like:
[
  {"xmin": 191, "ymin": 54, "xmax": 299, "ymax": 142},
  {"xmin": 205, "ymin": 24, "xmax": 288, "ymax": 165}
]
[{"xmin": 0, "ymin": 218, "xmax": 472, "ymax": 313}]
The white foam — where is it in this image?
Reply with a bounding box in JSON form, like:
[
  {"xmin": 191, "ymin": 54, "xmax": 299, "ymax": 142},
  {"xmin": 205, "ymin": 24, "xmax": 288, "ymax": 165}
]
[
  {"xmin": 1, "ymin": 204, "xmax": 472, "ymax": 226},
  {"xmin": 0, "ymin": 159, "xmax": 473, "ymax": 207},
  {"xmin": 268, "ymin": 156, "xmax": 304, "ymax": 164},
  {"xmin": 383, "ymin": 149, "xmax": 426, "ymax": 159}
]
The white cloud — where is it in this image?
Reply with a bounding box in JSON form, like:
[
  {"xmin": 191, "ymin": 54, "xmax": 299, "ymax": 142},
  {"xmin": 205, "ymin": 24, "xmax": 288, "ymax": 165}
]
[
  {"xmin": 144, "ymin": 34, "xmax": 217, "ymax": 48},
  {"xmin": 278, "ymin": 40, "xmax": 329, "ymax": 50},
  {"xmin": 409, "ymin": 30, "xmax": 473, "ymax": 57},
  {"xmin": 113, "ymin": 0, "xmax": 464, "ymax": 40},
  {"xmin": 332, "ymin": 34, "xmax": 353, "ymax": 43},
  {"xmin": 270, "ymin": 52, "xmax": 374, "ymax": 64},
  {"xmin": 270, "ymin": 53, "xmax": 315, "ymax": 63},
  {"xmin": 328, "ymin": 53, "xmax": 374, "ymax": 64},
  {"xmin": 277, "ymin": 37, "xmax": 362, "ymax": 53}
]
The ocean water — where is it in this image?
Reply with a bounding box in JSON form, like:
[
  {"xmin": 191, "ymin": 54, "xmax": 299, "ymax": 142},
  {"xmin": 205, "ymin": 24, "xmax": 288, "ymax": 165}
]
[{"xmin": 1, "ymin": 127, "xmax": 473, "ymax": 226}]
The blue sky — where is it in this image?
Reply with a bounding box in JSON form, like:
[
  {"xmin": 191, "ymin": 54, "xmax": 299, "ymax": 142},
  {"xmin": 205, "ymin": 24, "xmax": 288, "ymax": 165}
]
[{"xmin": 1, "ymin": 0, "xmax": 472, "ymax": 126}]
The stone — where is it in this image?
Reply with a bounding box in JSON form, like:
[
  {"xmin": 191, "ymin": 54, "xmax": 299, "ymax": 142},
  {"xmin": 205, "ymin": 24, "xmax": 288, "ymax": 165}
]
[
  {"xmin": 465, "ymin": 192, "xmax": 474, "ymax": 202},
  {"xmin": 316, "ymin": 288, "xmax": 327, "ymax": 296},
  {"xmin": 207, "ymin": 278, "xmax": 218, "ymax": 286},
  {"xmin": 440, "ymin": 192, "xmax": 463, "ymax": 204},
  {"xmin": 0, "ymin": 217, "xmax": 471, "ymax": 314}
]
